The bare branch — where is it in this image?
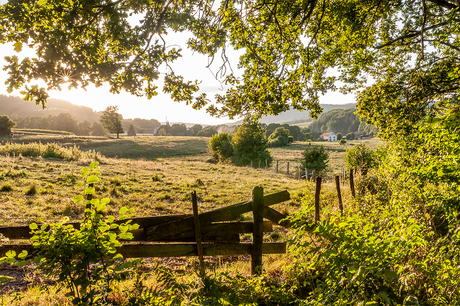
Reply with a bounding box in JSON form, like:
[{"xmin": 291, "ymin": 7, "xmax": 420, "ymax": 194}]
[{"xmin": 374, "ymin": 22, "xmax": 448, "ymax": 49}]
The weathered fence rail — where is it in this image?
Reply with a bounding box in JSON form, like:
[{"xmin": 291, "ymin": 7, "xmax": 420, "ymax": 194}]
[{"xmin": 0, "ymin": 189, "xmax": 291, "ymax": 274}]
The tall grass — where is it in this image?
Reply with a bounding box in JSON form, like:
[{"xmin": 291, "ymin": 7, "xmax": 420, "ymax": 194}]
[{"xmin": 0, "ymin": 142, "xmax": 103, "ymax": 161}]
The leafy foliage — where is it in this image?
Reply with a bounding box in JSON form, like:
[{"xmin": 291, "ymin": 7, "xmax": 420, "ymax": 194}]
[
  {"xmin": 99, "ymin": 106, "xmax": 124, "ymax": 139},
  {"xmin": 309, "ymin": 109, "xmax": 360, "ymax": 135},
  {"xmin": 28, "ymin": 162, "xmax": 140, "ymax": 305},
  {"xmin": 0, "ymin": 115, "xmax": 15, "ymax": 136},
  {"xmin": 267, "ymin": 127, "xmax": 291, "ymax": 147},
  {"xmin": 2, "ymin": 0, "xmax": 457, "ymax": 125},
  {"xmin": 230, "ymin": 118, "xmax": 272, "ymax": 167},
  {"xmin": 208, "ymin": 132, "xmax": 233, "ymax": 162},
  {"xmin": 300, "ymin": 145, "xmax": 329, "ymax": 175},
  {"xmin": 127, "ymin": 124, "xmax": 136, "ymax": 137},
  {"xmin": 344, "ymin": 144, "xmax": 377, "ymax": 173}
]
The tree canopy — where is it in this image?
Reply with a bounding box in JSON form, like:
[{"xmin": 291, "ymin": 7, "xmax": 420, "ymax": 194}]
[
  {"xmin": 0, "ymin": 115, "xmax": 15, "ymax": 135},
  {"xmin": 0, "ymin": 0, "xmax": 458, "ymax": 134},
  {"xmin": 100, "ymin": 105, "xmax": 124, "ymax": 138}
]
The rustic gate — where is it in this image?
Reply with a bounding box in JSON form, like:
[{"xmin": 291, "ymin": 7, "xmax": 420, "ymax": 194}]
[{"xmin": 0, "ymin": 187, "xmax": 291, "ymax": 274}]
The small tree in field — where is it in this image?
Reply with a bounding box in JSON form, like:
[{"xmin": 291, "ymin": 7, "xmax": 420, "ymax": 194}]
[
  {"xmin": 231, "ymin": 118, "xmax": 272, "ymax": 167},
  {"xmin": 0, "ymin": 115, "xmax": 15, "ymax": 136},
  {"xmin": 208, "ymin": 133, "xmax": 233, "ymax": 162},
  {"xmin": 100, "ymin": 106, "xmax": 124, "ymax": 138},
  {"xmin": 301, "ymin": 145, "xmax": 329, "ymax": 176},
  {"xmin": 127, "ymin": 124, "xmax": 136, "ymax": 136}
]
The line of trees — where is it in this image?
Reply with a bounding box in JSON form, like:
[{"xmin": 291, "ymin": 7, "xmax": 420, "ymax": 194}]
[
  {"xmin": 12, "ymin": 113, "xmax": 106, "ymax": 136},
  {"xmin": 309, "ymin": 108, "xmax": 378, "ymax": 136}
]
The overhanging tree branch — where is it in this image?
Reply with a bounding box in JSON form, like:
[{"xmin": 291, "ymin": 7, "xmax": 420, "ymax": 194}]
[
  {"xmin": 426, "ymin": 0, "xmax": 458, "ymax": 10},
  {"xmin": 374, "ymin": 21, "xmax": 448, "ymax": 49}
]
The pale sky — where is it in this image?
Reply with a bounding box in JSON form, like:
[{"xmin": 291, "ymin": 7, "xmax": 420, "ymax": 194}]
[{"xmin": 0, "ymin": 15, "xmax": 354, "ymax": 125}]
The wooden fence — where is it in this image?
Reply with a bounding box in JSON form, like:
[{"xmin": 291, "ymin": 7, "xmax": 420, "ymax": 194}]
[{"xmin": 0, "ymin": 188, "xmax": 292, "ymax": 275}]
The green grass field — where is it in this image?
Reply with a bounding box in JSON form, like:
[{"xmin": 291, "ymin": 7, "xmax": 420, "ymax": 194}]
[
  {"xmin": 0, "ymin": 133, "xmax": 381, "ymax": 304},
  {"xmin": 0, "ymin": 134, "xmax": 382, "ymax": 227}
]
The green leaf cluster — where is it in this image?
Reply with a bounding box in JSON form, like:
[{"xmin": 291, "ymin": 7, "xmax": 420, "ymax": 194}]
[
  {"xmin": 2, "ymin": 162, "xmax": 144, "ymax": 305},
  {"xmin": 300, "ymin": 145, "xmax": 329, "ymax": 175}
]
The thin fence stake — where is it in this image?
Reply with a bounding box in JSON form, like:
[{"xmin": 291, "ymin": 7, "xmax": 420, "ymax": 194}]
[
  {"xmin": 191, "ymin": 191, "xmax": 205, "ymax": 275},
  {"xmin": 276, "ymin": 160, "xmax": 279, "ymax": 173},
  {"xmin": 259, "ymin": 160, "xmax": 261, "ymax": 168},
  {"xmin": 349, "ymin": 169, "xmax": 356, "ymax": 198},
  {"xmin": 287, "ymin": 162, "xmax": 290, "ymax": 175},
  {"xmin": 314, "ymin": 177, "xmax": 322, "ymax": 224},
  {"xmin": 305, "ymin": 168, "xmax": 308, "ymax": 181},
  {"xmin": 312, "ymin": 170, "xmax": 316, "ymax": 182},
  {"xmin": 265, "ymin": 159, "xmax": 268, "ymax": 169},
  {"xmin": 335, "ymin": 175, "xmax": 344, "ymax": 215},
  {"xmin": 251, "ymin": 186, "xmax": 264, "ymax": 275},
  {"xmin": 298, "ymin": 165, "xmax": 301, "ymax": 180},
  {"xmin": 250, "ymin": 160, "xmax": 253, "ymax": 168}
]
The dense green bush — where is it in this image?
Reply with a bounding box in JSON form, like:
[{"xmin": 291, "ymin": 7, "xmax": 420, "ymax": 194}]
[
  {"xmin": 344, "ymin": 143, "xmax": 377, "ymax": 172},
  {"xmin": 346, "ymin": 132, "xmax": 355, "ymax": 140},
  {"xmin": 300, "ymin": 145, "xmax": 329, "ymax": 175},
  {"xmin": 231, "ymin": 118, "xmax": 272, "ymax": 167},
  {"xmin": 268, "ymin": 127, "xmax": 290, "ymax": 147},
  {"xmin": 208, "ymin": 132, "xmax": 233, "ymax": 162}
]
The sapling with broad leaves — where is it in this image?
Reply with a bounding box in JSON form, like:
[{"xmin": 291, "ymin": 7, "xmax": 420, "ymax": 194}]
[{"xmin": 1, "ymin": 162, "xmax": 142, "ymax": 305}]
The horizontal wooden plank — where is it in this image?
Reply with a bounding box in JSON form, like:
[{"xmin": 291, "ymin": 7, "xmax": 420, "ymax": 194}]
[
  {"xmin": 0, "ymin": 215, "xmax": 190, "ymax": 240},
  {"xmin": 146, "ymin": 190, "xmax": 290, "ymax": 240},
  {"xmin": 261, "ymin": 206, "xmax": 291, "ymax": 228},
  {"xmin": 0, "ymin": 191, "xmax": 290, "ymax": 241},
  {"xmin": 0, "ymin": 242, "xmax": 286, "ymax": 258},
  {"xmin": 0, "ymin": 220, "xmax": 272, "ymax": 242}
]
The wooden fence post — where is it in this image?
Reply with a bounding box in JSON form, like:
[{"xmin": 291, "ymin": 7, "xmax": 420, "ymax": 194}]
[
  {"xmin": 315, "ymin": 177, "xmax": 321, "ymax": 224},
  {"xmin": 298, "ymin": 165, "xmax": 301, "ymax": 180},
  {"xmin": 259, "ymin": 160, "xmax": 261, "ymax": 168},
  {"xmin": 266, "ymin": 159, "xmax": 268, "ymax": 169},
  {"xmin": 252, "ymin": 186, "xmax": 264, "ymax": 275},
  {"xmin": 312, "ymin": 170, "xmax": 316, "ymax": 182},
  {"xmin": 287, "ymin": 162, "xmax": 290, "ymax": 175},
  {"xmin": 276, "ymin": 160, "xmax": 279, "ymax": 173},
  {"xmin": 191, "ymin": 191, "xmax": 205, "ymax": 275},
  {"xmin": 349, "ymin": 169, "xmax": 356, "ymax": 198},
  {"xmin": 335, "ymin": 175, "xmax": 343, "ymax": 215},
  {"xmin": 250, "ymin": 160, "xmax": 253, "ymax": 168}
]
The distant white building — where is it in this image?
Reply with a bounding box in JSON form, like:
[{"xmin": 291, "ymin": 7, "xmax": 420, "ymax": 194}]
[{"xmin": 319, "ymin": 132, "xmax": 337, "ymax": 142}]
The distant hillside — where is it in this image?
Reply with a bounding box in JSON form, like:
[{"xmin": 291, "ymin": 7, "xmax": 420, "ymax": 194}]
[
  {"xmin": 227, "ymin": 103, "xmax": 356, "ymax": 126},
  {"xmin": 0, "ymin": 95, "xmax": 100, "ymax": 122}
]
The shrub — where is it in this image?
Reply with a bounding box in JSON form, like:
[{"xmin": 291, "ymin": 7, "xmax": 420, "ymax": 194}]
[
  {"xmin": 208, "ymin": 132, "xmax": 233, "ymax": 162},
  {"xmin": 346, "ymin": 132, "xmax": 355, "ymax": 140},
  {"xmin": 344, "ymin": 143, "xmax": 377, "ymax": 173},
  {"xmin": 231, "ymin": 118, "xmax": 273, "ymax": 167},
  {"xmin": 268, "ymin": 127, "xmax": 290, "ymax": 147},
  {"xmin": 300, "ymin": 145, "xmax": 329, "ymax": 176}
]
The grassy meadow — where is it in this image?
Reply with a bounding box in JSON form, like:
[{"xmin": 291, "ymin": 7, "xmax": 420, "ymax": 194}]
[
  {"xmin": 0, "ymin": 134, "xmax": 382, "ymax": 227},
  {"xmin": 0, "ymin": 132, "xmax": 381, "ymax": 304}
]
